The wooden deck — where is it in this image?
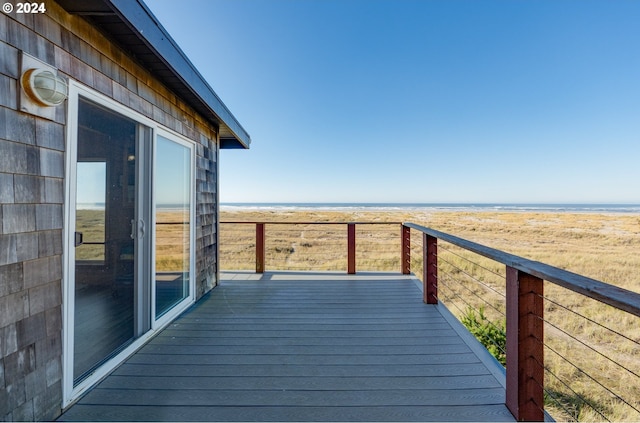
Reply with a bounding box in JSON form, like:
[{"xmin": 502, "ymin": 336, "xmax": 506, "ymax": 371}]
[{"xmin": 59, "ymin": 271, "xmax": 514, "ymax": 422}]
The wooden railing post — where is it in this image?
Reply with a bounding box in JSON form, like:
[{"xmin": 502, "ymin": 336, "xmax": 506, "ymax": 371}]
[
  {"xmin": 256, "ymin": 223, "xmax": 265, "ymax": 273},
  {"xmin": 347, "ymin": 223, "xmax": 356, "ymax": 274},
  {"xmin": 423, "ymin": 234, "xmax": 438, "ymax": 304},
  {"xmin": 506, "ymin": 266, "xmax": 544, "ymax": 421},
  {"xmin": 401, "ymin": 224, "xmax": 410, "ymax": 274}
]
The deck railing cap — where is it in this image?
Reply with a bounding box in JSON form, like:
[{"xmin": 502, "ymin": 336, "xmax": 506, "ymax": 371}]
[{"xmin": 402, "ymin": 222, "xmax": 640, "ymax": 317}]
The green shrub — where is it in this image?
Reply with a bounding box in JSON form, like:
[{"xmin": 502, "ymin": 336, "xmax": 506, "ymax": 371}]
[{"xmin": 460, "ymin": 306, "xmax": 507, "ymax": 366}]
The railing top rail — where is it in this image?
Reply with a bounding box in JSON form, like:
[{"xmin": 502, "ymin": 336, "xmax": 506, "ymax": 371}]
[
  {"xmin": 221, "ymin": 221, "xmax": 403, "ymax": 225},
  {"xmin": 403, "ymin": 222, "xmax": 640, "ymax": 318}
]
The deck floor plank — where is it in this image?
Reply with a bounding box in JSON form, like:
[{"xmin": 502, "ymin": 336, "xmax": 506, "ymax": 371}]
[
  {"xmin": 70, "ymin": 387, "xmax": 507, "ymax": 407},
  {"xmin": 59, "ymin": 271, "xmax": 513, "ymax": 422}
]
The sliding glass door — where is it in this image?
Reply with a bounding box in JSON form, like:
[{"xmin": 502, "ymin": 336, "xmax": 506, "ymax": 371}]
[
  {"xmin": 154, "ymin": 135, "xmax": 193, "ymax": 319},
  {"xmin": 65, "ymin": 84, "xmax": 195, "ymax": 401},
  {"xmin": 73, "ymin": 98, "xmax": 149, "ymax": 383}
]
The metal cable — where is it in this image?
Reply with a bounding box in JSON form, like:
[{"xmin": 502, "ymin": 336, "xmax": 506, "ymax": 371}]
[
  {"xmin": 541, "ymin": 316, "xmax": 640, "ymax": 381},
  {"xmin": 438, "ymin": 254, "xmax": 507, "ymax": 300},
  {"xmin": 542, "ymin": 339, "xmax": 640, "ymax": 416},
  {"xmin": 437, "ymin": 263, "xmax": 506, "ymax": 319},
  {"xmin": 541, "ymin": 347, "xmax": 613, "ymax": 421},
  {"xmin": 540, "ymin": 381, "xmax": 582, "ymax": 422},
  {"xmin": 438, "ymin": 274, "xmax": 507, "ymax": 357},
  {"xmin": 541, "ymin": 294, "xmax": 640, "ymax": 348},
  {"xmin": 438, "ymin": 242, "xmax": 506, "ymax": 279}
]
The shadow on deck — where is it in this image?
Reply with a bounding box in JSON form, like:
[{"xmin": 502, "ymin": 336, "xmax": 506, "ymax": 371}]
[{"xmin": 59, "ymin": 271, "xmax": 514, "ymax": 422}]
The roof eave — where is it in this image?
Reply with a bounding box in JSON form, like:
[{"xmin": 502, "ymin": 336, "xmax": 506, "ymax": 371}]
[{"xmin": 55, "ymin": 0, "xmax": 251, "ymax": 149}]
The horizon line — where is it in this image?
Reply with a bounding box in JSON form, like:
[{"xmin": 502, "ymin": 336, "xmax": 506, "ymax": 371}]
[{"xmin": 220, "ymin": 201, "xmax": 640, "ymax": 205}]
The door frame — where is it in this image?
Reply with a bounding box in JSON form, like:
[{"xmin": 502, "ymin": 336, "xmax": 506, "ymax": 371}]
[{"xmin": 62, "ymin": 81, "xmax": 197, "ymax": 407}]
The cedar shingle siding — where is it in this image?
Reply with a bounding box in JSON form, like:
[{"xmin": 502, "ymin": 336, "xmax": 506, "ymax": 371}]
[{"xmin": 1, "ymin": 3, "xmax": 220, "ymax": 420}]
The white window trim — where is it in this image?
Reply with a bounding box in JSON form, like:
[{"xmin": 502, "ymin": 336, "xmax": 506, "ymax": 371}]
[{"xmin": 62, "ymin": 81, "xmax": 197, "ymax": 407}]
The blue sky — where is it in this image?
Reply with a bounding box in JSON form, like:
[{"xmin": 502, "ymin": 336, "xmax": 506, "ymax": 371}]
[{"xmin": 147, "ymin": 0, "xmax": 640, "ymax": 203}]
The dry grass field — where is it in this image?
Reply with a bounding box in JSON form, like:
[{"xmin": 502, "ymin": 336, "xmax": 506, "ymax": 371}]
[
  {"xmin": 155, "ymin": 210, "xmax": 190, "ymax": 271},
  {"xmin": 75, "ymin": 209, "xmax": 106, "ymax": 261},
  {"xmin": 220, "ymin": 208, "xmax": 640, "ymax": 422},
  {"xmin": 75, "ymin": 209, "xmax": 190, "ymax": 272}
]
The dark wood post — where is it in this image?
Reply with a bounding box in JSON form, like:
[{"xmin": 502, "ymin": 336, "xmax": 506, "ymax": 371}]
[
  {"xmin": 506, "ymin": 266, "xmax": 544, "ymax": 421},
  {"xmin": 401, "ymin": 225, "xmax": 410, "ymax": 274},
  {"xmin": 423, "ymin": 234, "xmax": 438, "ymax": 304},
  {"xmin": 347, "ymin": 223, "xmax": 356, "ymax": 274},
  {"xmin": 256, "ymin": 223, "xmax": 265, "ymax": 273}
]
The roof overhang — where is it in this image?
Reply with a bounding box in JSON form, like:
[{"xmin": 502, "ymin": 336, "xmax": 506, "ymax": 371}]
[{"xmin": 55, "ymin": 0, "xmax": 250, "ymax": 149}]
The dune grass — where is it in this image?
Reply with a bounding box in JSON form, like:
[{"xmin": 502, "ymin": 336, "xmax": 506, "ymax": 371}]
[
  {"xmin": 155, "ymin": 210, "xmax": 190, "ymax": 271},
  {"xmin": 75, "ymin": 209, "xmax": 106, "ymax": 261},
  {"xmin": 220, "ymin": 208, "xmax": 640, "ymax": 421},
  {"xmin": 75, "ymin": 209, "xmax": 190, "ymax": 271}
]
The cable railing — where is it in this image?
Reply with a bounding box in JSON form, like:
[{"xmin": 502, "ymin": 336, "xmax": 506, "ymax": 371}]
[
  {"xmin": 404, "ymin": 222, "xmax": 640, "ymax": 422},
  {"xmin": 219, "ymin": 221, "xmax": 640, "ymax": 421},
  {"xmin": 220, "ymin": 221, "xmax": 402, "ymax": 273}
]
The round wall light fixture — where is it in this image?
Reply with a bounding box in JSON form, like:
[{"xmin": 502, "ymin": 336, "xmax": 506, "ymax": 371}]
[{"xmin": 21, "ymin": 68, "xmax": 68, "ymax": 107}]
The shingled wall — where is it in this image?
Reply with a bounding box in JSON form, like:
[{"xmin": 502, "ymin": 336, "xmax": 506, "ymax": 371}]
[{"xmin": 0, "ymin": 3, "xmax": 219, "ymax": 420}]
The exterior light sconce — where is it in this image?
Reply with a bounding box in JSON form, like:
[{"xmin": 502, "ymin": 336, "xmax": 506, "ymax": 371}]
[
  {"xmin": 19, "ymin": 52, "xmax": 68, "ymax": 120},
  {"xmin": 21, "ymin": 68, "xmax": 68, "ymax": 107}
]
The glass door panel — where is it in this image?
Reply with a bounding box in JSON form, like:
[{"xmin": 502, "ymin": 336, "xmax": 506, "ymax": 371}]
[
  {"xmin": 73, "ymin": 98, "xmax": 142, "ymax": 383},
  {"xmin": 75, "ymin": 162, "xmax": 106, "ymax": 263},
  {"xmin": 155, "ymin": 135, "xmax": 192, "ymax": 318}
]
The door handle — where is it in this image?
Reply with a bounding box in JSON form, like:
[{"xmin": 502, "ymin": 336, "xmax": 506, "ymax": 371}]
[
  {"xmin": 130, "ymin": 219, "xmax": 136, "ymax": 239},
  {"xmin": 130, "ymin": 219, "xmax": 146, "ymax": 239},
  {"xmin": 74, "ymin": 232, "xmax": 83, "ymax": 247}
]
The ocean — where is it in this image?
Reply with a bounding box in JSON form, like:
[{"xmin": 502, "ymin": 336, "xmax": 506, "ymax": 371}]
[
  {"xmin": 220, "ymin": 203, "xmax": 640, "ymax": 214},
  {"xmin": 79, "ymin": 201, "xmax": 640, "ymax": 213}
]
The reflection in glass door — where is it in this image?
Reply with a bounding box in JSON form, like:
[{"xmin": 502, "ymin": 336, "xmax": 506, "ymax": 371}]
[
  {"xmin": 73, "ymin": 98, "xmax": 149, "ymax": 383},
  {"xmin": 155, "ymin": 135, "xmax": 192, "ymax": 318}
]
